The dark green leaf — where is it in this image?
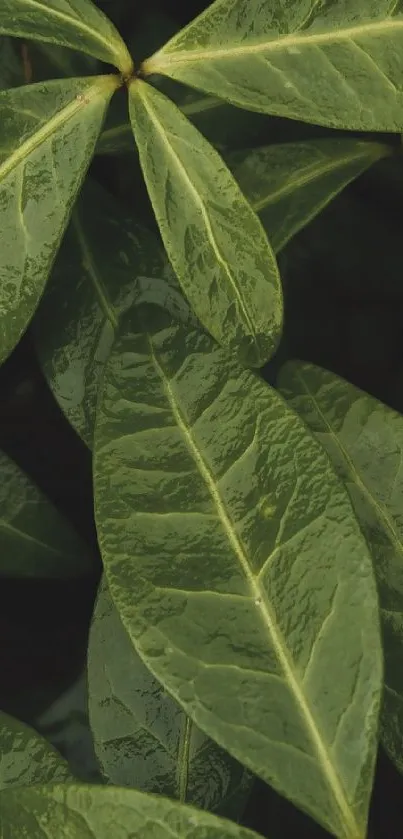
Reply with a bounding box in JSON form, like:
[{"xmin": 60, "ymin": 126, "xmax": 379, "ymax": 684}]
[
  {"xmin": 129, "ymin": 80, "xmax": 282, "ymax": 368},
  {"xmin": 0, "ymin": 711, "xmax": 71, "ymax": 790},
  {"xmin": 143, "ymin": 0, "xmax": 403, "ymax": 131},
  {"xmin": 0, "ymin": 784, "xmax": 262, "ymax": 838},
  {"xmin": 29, "ymin": 40, "xmax": 99, "ymax": 81},
  {"xmin": 0, "ymin": 0, "xmax": 132, "ymax": 74},
  {"xmin": 277, "ymin": 360, "xmax": 403, "ymax": 776},
  {"xmin": 0, "ymin": 448, "xmax": 91, "ymax": 577},
  {"xmin": 0, "ymin": 38, "xmax": 24, "ymax": 90},
  {"xmin": 0, "ymin": 75, "xmax": 117, "ymax": 365},
  {"xmin": 94, "ymin": 306, "xmax": 382, "ymax": 838},
  {"xmin": 88, "ymin": 577, "xmax": 252, "ymax": 819}
]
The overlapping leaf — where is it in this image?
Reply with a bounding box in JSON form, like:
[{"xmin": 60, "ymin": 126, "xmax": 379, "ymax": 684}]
[
  {"xmin": 277, "ymin": 360, "xmax": 403, "ymax": 776},
  {"xmin": 143, "ymin": 0, "xmax": 403, "ymax": 131},
  {"xmin": 33, "ymin": 178, "xmax": 194, "ymax": 446},
  {"xmin": 0, "ymin": 75, "xmax": 117, "ymax": 365},
  {"xmin": 88, "ymin": 577, "xmax": 251, "ymax": 818},
  {"xmin": 0, "ymin": 38, "xmax": 24, "ymax": 90},
  {"xmin": 129, "ymin": 80, "xmax": 282, "ymax": 368},
  {"xmin": 0, "ymin": 711, "xmax": 71, "ymax": 790},
  {"xmin": 94, "ymin": 305, "xmax": 382, "ymax": 838},
  {"xmin": 0, "ymin": 0, "xmax": 132, "ymax": 73},
  {"xmin": 0, "ymin": 448, "xmax": 91, "ymax": 577},
  {"xmin": 0, "ymin": 784, "xmax": 261, "ymax": 839}
]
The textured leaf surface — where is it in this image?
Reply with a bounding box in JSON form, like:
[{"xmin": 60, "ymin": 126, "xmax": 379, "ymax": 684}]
[
  {"xmin": 88, "ymin": 577, "xmax": 251, "ymax": 818},
  {"xmin": 232, "ymin": 139, "xmax": 390, "ymax": 253},
  {"xmin": 143, "ymin": 0, "xmax": 403, "ymax": 131},
  {"xmin": 129, "ymin": 80, "xmax": 282, "ymax": 368},
  {"xmin": 94, "ymin": 306, "xmax": 382, "ymax": 838},
  {"xmin": 0, "ymin": 784, "xmax": 261, "ymax": 839},
  {"xmin": 0, "ymin": 448, "xmax": 91, "ymax": 577},
  {"xmin": 0, "ymin": 711, "xmax": 71, "ymax": 790},
  {"xmin": 277, "ymin": 360, "xmax": 403, "ymax": 776},
  {"xmin": 0, "ymin": 0, "xmax": 132, "ymax": 73},
  {"xmin": 33, "ymin": 179, "xmax": 194, "ymax": 446},
  {"xmin": 0, "ymin": 75, "xmax": 117, "ymax": 365}
]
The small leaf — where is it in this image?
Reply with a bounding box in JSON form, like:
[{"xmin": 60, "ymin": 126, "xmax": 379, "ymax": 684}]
[
  {"xmin": 0, "ymin": 75, "xmax": 118, "ymax": 365},
  {"xmin": 0, "ymin": 784, "xmax": 262, "ymax": 839},
  {"xmin": 33, "ymin": 178, "xmax": 194, "ymax": 446},
  {"xmin": 0, "ymin": 711, "xmax": 71, "ymax": 790},
  {"xmin": 143, "ymin": 0, "xmax": 403, "ymax": 131},
  {"xmin": 94, "ymin": 305, "xmax": 382, "ymax": 839},
  {"xmin": 231, "ymin": 139, "xmax": 391, "ymax": 253},
  {"xmin": 129, "ymin": 80, "xmax": 282, "ymax": 368},
  {"xmin": 277, "ymin": 360, "xmax": 403, "ymax": 777},
  {"xmin": 0, "ymin": 0, "xmax": 132, "ymax": 74},
  {"xmin": 88, "ymin": 577, "xmax": 252, "ymax": 819},
  {"xmin": 0, "ymin": 448, "xmax": 91, "ymax": 578}
]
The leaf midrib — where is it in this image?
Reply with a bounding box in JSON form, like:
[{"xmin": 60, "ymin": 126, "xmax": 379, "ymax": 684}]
[
  {"xmin": 72, "ymin": 211, "xmax": 118, "ymax": 330},
  {"xmin": 144, "ymin": 17, "xmax": 403, "ymax": 72},
  {"xmin": 0, "ymin": 517, "xmax": 67, "ymax": 557},
  {"xmin": 148, "ymin": 335, "xmax": 359, "ymax": 839},
  {"xmin": 134, "ymin": 81, "xmax": 258, "ymax": 344}
]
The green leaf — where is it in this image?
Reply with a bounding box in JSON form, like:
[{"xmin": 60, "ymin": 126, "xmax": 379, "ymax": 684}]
[
  {"xmin": 129, "ymin": 80, "xmax": 282, "ymax": 368},
  {"xmin": 33, "ymin": 178, "xmax": 194, "ymax": 446},
  {"xmin": 0, "ymin": 711, "xmax": 71, "ymax": 790},
  {"xmin": 0, "ymin": 448, "xmax": 91, "ymax": 578},
  {"xmin": 94, "ymin": 305, "xmax": 382, "ymax": 839},
  {"xmin": 143, "ymin": 0, "xmax": 403, "ymax": 131},
  {"xmin": 29, "ymin": 40, "xmax": 99, "ymax": 81},
  {"xmin": 0, "ymin": 0, "xmax": 132, "ymax": 74},
  {"xmin": 277, "ymin": 360, "xmax": 403, "ymax": 777},
  {"xmin": 88, "ymin": 577, "xmax": 252, "ymax": 818},
  {"xmin": 0, "ymin": 75, "xmax": 117, "ymax": 366},
  {"xmin": 231, "ymin": 139, "xmax": 391, "ymax": 253},
  {"xmin": 0, "ymin": 38, "xmax": 24, "ymax": 90},
  {"xmin": 0, "ymin": 784, "xmax": 262, "ymax": 838}
]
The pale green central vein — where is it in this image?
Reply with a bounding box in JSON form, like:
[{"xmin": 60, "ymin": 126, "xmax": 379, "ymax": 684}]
[
  {"xmin": 135, "ymin": 82, "xmax": 258, "ymax": 342},
  {"xmin": 72, "ymin": 212, "xmax": 118, "ymax": 330},
  {"xmin": 144, "ymin": 18, "xmax": 403, "ymax": 73},
  {"xmin": 177, "ymin": 716, "xmax": 192, "ymax": 802},
  {"xmin": 0, "ymin": 518, "xmax": 64, "ymax": 557},
  {"xmin": 148, "ymin": 336, "xmax": 358, "ymax": 839}
]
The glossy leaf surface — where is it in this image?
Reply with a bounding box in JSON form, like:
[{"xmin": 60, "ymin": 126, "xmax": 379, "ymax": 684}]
[
  {"xmin": 0, "ymin": 75, "xmax": 117, "ymax": 365},
  {"xmin": 143, "ymin": 0, "xmax": 403, "ymax": 131},
  {"xmin": 33, "ymin": 179, "xmax": 194, "ymax": 446},
  {"xmin": 0, "ymin": 784, "xmax": 261, "ymax": 838},
  {"xmin": 277, "ymin": 360, "xmax": 403, "ymax": 776},
  {"xmin": 0, "ymin": 711, "xmax": 71, "ymax": 790},
  {"xmin": 94, "ymin": 306, "xmax": 382, "ymax": 838},
  {"xmin": 88, "ymin": 577, "xmax": 251, "ymax": 818},
  {"xmin": 129, "ymin": 80, "xmax": 282, "ymax": 368},
  {"xmin": 0, "ymin": 448, "xmax": 90, "ymax": 577},
  {"xmin": 0, "ymin": 0, "xmax": 132, "ymax": 73},
  {"xmin": 232, "ymin": 139, "xmax": 390, "ymax": 253}
]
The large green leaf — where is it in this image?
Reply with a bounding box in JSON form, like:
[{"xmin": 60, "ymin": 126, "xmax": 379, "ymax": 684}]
[
  {"xmin": 143, "ymin": 0, "xmax": 403, "ymax": 131},
  {"xmin": 0, "ymin": 711, "xmax": 71, "ymax": 790},
  {"xmin": 33, "ymin": 178, "xmax": 194, "ymax": 446},
  {"xmin": 231, "ymin": 139, "xmax": 391, "ymax": 253},
  {"xmin": 0, "ymin": 784, "xmax": 262, "ymax": 838},
  {"xmin": 0, "ymin": 448, "xmax": 91, "ymax": 578},
  {"xmin": 277, "ymin": 360, "xmax": 403, "ymax": 776},
  {"xmin": 94, "ymin": 305, "xmax": 382, "ymax": 839},
  {"xmin": 0, "ymin": 75, "xmax": 117, "ymax": 365},
  {"xmin": 0, "ymin": 0, "xmax": 132, "ymax": 74},
  {"xmin": 88, "ymin": 577, "xmax": 252, "ymax": 818},
  {"xmin": 129, "ymin": 80, "xmax": 282, "ymax": 368}
]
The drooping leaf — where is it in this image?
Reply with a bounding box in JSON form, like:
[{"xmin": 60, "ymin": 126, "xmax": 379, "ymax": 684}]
[
  {"xmin": 0, "ymin": 75, "xmax": 118, "ymax": 365},
  {"xmin": 33, "ymin": 178, "xmax": 194, "ymax": 446},
  {"xmin": 129, "ymin": 80, "xmax": 282, "ymax": 368},
  {"xmin": 0, "ymin": 0, "xmax": 132, "ymax": 74},
  {"xmin": 88, "ymin": 577, "xmax": 252, "ymax": 819},
  {"xmin": 231, "ymin": 139, "xmax": 391, "ymax": 253},
  {"xmin": 0, "ymin": 784, "xmax": 262, "ymax": 839},
  {"xmin": 0, "ymin": 38, "xmax": 24, "ymax": 90},
  {"xmin": 0, "ymin": 448, "xmax": 91, "ymax": 578},
  {"xmin": 0, "ymin": 711, "xmax": 71, "ymax": 790},
  {"xmin": 277, "ymin": 360, "xmax": 403, "ymax": 776},
  {"xmin": 94, "ymin": 305, "xmax": 382, "ymax": 839},
  {"xmin": 143, "ymin": 0, "xmax": 403, "ymax": 131}
]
